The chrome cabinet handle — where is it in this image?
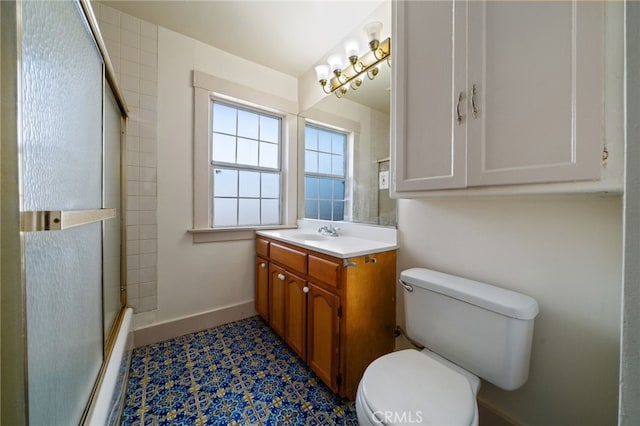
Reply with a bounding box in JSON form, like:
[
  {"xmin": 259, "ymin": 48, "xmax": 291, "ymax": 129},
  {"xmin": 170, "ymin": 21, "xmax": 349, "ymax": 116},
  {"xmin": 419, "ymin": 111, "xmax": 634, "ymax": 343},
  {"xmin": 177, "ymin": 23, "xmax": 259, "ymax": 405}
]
[
  {"xmin": 456, "ymin": 91, "xmax": 464, "ymax": 125},
  {"xmin": 399, "ymin": 279, "xmax": 414, "ymax": 292},
  {"xmin": 277, "ymin": 273, "xmax": 285, "ymax": 281},
  {"xmin": 471, "ymin": 84, "xmax": 479, "ymax": 119},
  {"xmin": 260, "ymin": 263, "xmax": 267, "ymax": 269},
  {"xmin": 303, "ymin": 286, "xmax": 309, "ymax": 294}
]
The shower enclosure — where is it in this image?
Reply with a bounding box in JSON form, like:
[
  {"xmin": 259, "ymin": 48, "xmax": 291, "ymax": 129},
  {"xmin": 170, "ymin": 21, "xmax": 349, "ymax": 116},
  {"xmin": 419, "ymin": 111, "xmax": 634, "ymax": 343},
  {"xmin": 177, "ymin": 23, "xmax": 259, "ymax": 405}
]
[{"xmin": 1, "ymin": 0, "xmax": 129, "ymax": 423}]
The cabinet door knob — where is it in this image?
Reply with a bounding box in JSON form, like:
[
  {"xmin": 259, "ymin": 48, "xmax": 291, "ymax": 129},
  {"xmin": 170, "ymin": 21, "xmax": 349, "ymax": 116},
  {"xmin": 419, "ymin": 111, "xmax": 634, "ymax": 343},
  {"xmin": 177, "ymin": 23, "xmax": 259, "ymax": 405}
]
[
  {"xmin": 260, "ymin": 263, "xmax": 267, "ymax": 269},
  {"xmin": 303, "ymin": 286, "xmax": 309, "ymax": 294},
  {"xmin": 277, "ymin": 273, "xmax": 285, "ymax": 281},
  {"xmin": 456, "ymin": 91, "xmax": 465, "ymax": 125}
]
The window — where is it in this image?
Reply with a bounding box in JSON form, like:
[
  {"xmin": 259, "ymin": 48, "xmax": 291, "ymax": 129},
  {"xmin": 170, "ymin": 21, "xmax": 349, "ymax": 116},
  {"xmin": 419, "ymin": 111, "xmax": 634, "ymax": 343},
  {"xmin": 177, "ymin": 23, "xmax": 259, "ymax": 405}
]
[
  {"xmin": 192, "ymin": 70, "xmax": 298, "ymax": 242},
  {"xmin": 304, "ymin": 125, "xmax": 347, "ymax": 221},
  {"xmin": 211, "ymin": 101, "xmax": 282, "ymax": 227}
]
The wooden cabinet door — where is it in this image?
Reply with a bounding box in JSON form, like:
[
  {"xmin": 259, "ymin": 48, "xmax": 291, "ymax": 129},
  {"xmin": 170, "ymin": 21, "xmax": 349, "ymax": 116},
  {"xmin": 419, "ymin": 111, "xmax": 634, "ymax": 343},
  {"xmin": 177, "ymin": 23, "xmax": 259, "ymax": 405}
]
[
  {"xmin": 392, "ymin": 0, "xmax": 467, "ymax": 193},
  {"xmin": 284, "ymin": 272, "xmax": 307, "ymax": 360},
  {"xmin": 255, "ymin": 257, "xmax": 269, "ymax": 322},
  {"xmin": 307, "ymin": 283, "xmax": 340, "ymax": 393},
  {"xmin": 269, "ymin": 264, "xmax": 286, "ymax": 338},
  {"xmin": 467, "ymin": 1, "xmax": 603, "ymax": 186}
]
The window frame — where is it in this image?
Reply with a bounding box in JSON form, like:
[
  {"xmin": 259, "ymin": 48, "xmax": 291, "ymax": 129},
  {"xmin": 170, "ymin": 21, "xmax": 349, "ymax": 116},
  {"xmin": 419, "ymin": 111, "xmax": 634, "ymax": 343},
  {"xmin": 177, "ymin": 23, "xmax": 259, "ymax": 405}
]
[
  {"xmin": 191, "ymin": 71, "xmax": 298, "ymax": 242},
  {"xmin": 303, "ymin": 124, "xmax": 348, "ymax": 221},
  {"xmin": 299, "ymin": 113, "xmax": 359, "ymax": 223}
]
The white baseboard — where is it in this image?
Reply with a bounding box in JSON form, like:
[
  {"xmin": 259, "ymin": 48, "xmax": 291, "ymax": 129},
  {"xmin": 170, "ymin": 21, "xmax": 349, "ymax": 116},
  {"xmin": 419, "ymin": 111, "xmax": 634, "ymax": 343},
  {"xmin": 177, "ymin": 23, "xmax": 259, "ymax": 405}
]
[{"xmin": 133, "ymin": 301, "xmax": 257, "ymax": 348}]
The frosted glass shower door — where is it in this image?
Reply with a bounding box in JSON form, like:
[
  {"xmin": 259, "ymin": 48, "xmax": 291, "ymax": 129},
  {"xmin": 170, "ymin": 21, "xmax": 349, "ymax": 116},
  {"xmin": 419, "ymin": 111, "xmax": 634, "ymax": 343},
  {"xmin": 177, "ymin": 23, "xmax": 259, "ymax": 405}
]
[{"xmin": 21, "ymin": 1, "xmax": 107, "ymax": 424}]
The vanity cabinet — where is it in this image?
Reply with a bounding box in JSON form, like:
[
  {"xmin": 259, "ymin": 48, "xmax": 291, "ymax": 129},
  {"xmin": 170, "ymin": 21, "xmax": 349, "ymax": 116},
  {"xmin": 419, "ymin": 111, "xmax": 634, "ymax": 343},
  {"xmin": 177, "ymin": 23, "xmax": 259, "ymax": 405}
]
[
  {"xmin": 392, "ymin": 0, "xmax": 605, "ymax": 193},
  {"xmin": 255, "ymin": 236, "xmax": 396, "ymax": 399}
]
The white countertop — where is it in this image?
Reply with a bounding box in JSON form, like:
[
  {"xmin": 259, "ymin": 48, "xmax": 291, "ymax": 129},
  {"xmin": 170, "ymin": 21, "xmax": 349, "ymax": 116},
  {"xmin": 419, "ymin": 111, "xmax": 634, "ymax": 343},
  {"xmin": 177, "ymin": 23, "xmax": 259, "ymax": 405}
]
[{"xmin": 256, "ymin": 220, "xmax": 398, "ymax": 259}]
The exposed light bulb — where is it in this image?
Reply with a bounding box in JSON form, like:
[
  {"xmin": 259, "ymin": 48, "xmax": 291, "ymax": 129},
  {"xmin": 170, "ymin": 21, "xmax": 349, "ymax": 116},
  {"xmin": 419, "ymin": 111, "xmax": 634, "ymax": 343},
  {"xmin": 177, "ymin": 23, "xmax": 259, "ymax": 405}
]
[
  {"xmin": 327, "ymin": 54, "xmax": 344, "ymax": 74},
  {"xmin": 364, "ymin": 21, "xmax": 383, "ymax": 51},
  {"xmin": 344, "ymin": 40, "xmax": 359, "ymax": 64},
  {"xmin": 315, "ymin": 65, "xmax": 330, "ymax": 82}
]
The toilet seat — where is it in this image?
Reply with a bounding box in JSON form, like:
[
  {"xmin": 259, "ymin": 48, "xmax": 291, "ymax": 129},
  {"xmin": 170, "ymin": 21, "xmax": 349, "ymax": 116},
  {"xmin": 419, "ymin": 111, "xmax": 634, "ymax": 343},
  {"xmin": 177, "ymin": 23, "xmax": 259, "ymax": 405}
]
[{"xmin": 358, "ymin": 349, "xmax": 477, "ymax": 425}]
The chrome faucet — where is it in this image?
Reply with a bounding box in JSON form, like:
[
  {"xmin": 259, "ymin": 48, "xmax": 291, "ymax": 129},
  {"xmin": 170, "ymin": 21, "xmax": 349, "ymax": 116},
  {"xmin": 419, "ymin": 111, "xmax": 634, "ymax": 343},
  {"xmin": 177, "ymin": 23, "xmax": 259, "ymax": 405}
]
[{"xmin": 318, "ymin": 224, "xmax": 340, "ymax": 237}]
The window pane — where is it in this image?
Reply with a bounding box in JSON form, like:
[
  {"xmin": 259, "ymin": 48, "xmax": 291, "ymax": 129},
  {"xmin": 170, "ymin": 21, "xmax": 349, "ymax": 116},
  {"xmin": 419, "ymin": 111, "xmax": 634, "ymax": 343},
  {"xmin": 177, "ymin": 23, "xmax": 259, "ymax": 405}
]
[
  {"xmin": 332, "ymin": 134, "xmax": 345, "ymax": 154},
  {"xmin": 305, "ymin": 150, "xmax": 318, "ymax": 173},
  {"xmin": 260, "ymin": 116, "xmax": 279, "ymax": 143},
  {"xmin": 259, "ymin": 142, "xmax": 278, "ymax": 169},
  {"xmin": 318, "ymin": 130, "xmax": 332, "ymax": 152},
  {"xmin": 261, "ymin": 199, "xmax": 280, "ymax": 225},
  {"xmin": 261, "ymin": 173, "xmax": 280, "ymax": 198},
  {"xmin": 213, "ymin": 198, "xmax": 237, "ymax": 227},
  {"xmin": 333, "ymin": 180, "xmax": 344, "ymax": 199},
  {"xmin": 237, "ymin": 137, "xmax": 258, "ymax": 166},
  {"xmin": 213, "ymin": 168, "xmax": 237, "ymax": 197},
  {"xmin": 305, "ymin": 127, "xmax": 318, "ymax": 150},
  {"xmin": 319, "ymin": 200, "xmax": 332, "ymax": 220},
  {"xmin": 305, "ymin": 177, "xmax": 318, "ymax": 199},
  {"xmin": 212, "ymin": 103, "xmax": 236, "ymax": 134},
  {"xmin": 318, "ymin": 153, "xmax": 332, "ymax": 174},
  {"xmin": 332, "ymin": 154, "xmax": 344, "ymax": 176},
  {"xmin": 238, "ymin": 198, "xmax": 260, "ymax": 225},
  {"xmin": 239, "ymin": 171, "xmax": 260, "ymax": 197},
  {"xmin": 237, "ymin": 110, "xmax": 259, "ymax": 139},
  {"xmin": 332, "ymin": 201, "xmax": 344, "ymax": 221},
  {"xmin": 319, "ymin": 178, "xmax": 332, "ymax": 199},
  {"xmin": 210, "ymin": 101, "xmax": 282, "ymax": 228},
  {"xmin": 305, "ymin": 200, "xmax": 318, "ymax": 219},
  {"xmin": 212, "ymin": 133, "xmax": 236, "ymax": 163}
]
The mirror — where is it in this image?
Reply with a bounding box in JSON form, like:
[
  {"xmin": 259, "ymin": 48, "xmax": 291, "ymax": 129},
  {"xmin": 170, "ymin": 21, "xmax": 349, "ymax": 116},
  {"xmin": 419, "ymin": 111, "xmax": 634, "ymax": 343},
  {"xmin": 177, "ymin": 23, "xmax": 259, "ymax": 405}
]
[{"xmin": 299, "ymin": 65, "xmax": 396, "ymax": 227}]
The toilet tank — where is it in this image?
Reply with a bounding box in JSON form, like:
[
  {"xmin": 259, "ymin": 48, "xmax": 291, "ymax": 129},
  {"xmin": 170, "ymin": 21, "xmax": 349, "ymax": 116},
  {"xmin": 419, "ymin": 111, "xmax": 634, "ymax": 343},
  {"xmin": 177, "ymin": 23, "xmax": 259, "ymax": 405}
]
[{"xmin": 400, "ymin": 268, "xmax": 539, "ymax": 391}]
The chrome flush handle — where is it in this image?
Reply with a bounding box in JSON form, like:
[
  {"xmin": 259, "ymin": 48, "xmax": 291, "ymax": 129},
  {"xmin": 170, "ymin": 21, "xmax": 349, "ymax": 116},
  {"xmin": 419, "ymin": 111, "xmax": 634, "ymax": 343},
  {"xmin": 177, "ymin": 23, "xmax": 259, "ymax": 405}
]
[{"xmin": 399, "ymin": 279, "xmax": 414, "ymax": 292}]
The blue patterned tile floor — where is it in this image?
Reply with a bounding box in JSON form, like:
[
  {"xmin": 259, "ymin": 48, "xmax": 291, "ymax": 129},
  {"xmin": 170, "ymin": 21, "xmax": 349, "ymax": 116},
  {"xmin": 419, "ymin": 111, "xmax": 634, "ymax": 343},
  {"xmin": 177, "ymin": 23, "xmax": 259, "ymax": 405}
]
[{"xmin": 121, "ymin": 316, "xmax": 358, "ymax": 425}]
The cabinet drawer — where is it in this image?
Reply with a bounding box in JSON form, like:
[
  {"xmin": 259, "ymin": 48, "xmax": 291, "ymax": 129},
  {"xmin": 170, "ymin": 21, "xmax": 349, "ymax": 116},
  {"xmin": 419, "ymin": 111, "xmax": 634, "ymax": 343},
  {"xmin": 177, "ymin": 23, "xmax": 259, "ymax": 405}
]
[
  {"xmin": 270, "ymin": 242, "xmax": 307, "ymax": 275},
  {"xmin": 308, "ymin": 255, "xmax": 340, "ymax": 289},
  {"xmin": 256, "ymin": 237, "xmax": 269, "ymax": 257}
]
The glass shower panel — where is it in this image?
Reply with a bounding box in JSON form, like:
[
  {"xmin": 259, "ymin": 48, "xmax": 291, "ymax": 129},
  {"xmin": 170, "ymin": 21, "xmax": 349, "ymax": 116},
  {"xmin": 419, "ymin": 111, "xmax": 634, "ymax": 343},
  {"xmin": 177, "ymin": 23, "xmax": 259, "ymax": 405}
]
[
  {"xmin": 21, "ymin": 0, "xmax": 104, "ymax": 424},
  {"xmin": 103, "ymin": 84, "xmax": 122, "ymax": 344}
]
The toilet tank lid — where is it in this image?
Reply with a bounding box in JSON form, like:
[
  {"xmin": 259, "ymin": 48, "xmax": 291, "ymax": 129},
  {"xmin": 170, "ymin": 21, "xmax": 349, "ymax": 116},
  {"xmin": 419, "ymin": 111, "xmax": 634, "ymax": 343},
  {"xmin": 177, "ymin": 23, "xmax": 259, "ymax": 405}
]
[{"xmin": 401, "ymin": 268, "xmax": 539, "ymax": 320}]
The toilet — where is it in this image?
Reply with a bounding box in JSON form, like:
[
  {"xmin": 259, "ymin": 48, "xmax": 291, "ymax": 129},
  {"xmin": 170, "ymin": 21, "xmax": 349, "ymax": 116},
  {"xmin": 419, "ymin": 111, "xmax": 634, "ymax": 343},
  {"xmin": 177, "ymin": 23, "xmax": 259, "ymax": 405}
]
[{"xmin": 356, "ymin": 268, "xmax": 539, "ymax": 425}]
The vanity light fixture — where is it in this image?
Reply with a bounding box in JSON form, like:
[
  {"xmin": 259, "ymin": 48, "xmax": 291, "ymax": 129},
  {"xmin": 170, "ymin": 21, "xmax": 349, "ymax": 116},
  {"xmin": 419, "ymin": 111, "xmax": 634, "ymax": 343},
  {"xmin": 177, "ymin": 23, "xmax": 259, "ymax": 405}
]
[{"xmin": 315, "ymin": 21, "xmax": 391, "ymax": 98}]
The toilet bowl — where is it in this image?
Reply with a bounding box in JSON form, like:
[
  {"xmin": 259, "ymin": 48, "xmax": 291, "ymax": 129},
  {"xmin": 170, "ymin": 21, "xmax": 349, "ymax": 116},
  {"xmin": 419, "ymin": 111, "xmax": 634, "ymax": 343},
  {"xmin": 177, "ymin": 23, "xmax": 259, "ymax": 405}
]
[{"xmin": 356, "ymin": 349, "xmax": 480, "ymax": 426}]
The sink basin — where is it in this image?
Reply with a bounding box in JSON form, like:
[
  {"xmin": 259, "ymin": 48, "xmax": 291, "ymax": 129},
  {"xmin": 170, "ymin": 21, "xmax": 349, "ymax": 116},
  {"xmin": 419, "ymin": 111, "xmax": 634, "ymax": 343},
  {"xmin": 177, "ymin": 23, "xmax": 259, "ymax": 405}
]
[{"xmin": 290, "ymin": 233, "xmax": 331, "ymax": 242}]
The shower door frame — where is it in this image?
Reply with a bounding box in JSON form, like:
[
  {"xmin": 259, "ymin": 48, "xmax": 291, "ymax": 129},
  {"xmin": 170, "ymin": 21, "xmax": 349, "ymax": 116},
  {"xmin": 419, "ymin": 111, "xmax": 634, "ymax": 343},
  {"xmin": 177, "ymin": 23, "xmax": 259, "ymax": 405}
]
[{"xmin": 0, "ymin": 0, "xmax": 130, "ymax": 423}]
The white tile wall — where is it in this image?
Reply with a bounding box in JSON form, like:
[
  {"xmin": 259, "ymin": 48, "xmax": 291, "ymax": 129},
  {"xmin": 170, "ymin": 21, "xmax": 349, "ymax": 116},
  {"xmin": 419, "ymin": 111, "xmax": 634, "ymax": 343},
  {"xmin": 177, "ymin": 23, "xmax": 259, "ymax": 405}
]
[{"xmin": 97, "ymin": 4, "xmax": 158, "ymax": 313}]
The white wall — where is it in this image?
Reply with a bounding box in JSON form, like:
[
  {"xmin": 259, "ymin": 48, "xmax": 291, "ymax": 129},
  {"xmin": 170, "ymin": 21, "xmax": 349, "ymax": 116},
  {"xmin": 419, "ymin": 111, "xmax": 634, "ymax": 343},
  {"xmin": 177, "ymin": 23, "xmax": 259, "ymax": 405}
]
[
  {"xmin": 397, "ymin": 196, "xmax": 622, "ymax": 425},
  {"xmin": 134, "ymin": 27, "xmax": 297, "ymax": 329}
]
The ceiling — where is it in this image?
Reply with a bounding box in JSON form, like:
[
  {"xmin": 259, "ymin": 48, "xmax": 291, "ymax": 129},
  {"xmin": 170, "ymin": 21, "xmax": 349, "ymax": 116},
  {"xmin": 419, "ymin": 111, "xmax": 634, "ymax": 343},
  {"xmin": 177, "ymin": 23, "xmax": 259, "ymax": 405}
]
[{"xmin": 98, "ymin": 0, "xmax": 390, "ymax": 113}]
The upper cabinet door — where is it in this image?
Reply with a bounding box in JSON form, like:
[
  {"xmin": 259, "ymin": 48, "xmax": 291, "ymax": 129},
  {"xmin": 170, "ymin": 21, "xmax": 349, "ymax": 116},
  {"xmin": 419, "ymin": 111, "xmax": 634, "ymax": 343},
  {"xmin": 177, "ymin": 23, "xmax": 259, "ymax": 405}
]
[
  {"xmin": 392, "ymin": 0, "xmax": 467, "ymax": 192},
  {"xmin": 467, "ymin": 1, "xmax": 603, "ymax": 186}
]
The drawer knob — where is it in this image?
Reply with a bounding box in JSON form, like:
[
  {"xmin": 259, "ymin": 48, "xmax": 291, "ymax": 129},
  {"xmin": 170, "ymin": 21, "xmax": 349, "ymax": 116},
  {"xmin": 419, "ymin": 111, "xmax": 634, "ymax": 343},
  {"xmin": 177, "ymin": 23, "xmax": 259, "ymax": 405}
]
[
  {"xmin": 260, "ymin": 263, "xmax": 267, "ymax": 269},
  {"xmin": 303, "ymin": 286, "xmax": 309, "ymax": 294},
  {"xmin": 277, "ymin": 273, "xmax": 286, "ymax": 281}
]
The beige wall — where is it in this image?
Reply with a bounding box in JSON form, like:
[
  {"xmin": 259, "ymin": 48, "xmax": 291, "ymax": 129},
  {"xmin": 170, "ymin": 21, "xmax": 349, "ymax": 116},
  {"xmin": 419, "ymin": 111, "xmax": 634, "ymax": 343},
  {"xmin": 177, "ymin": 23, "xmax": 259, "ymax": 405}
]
[
  {"xmin": 134, "ymin": 27, "xmax": 297, "ymax": 329},
  {"xmin": 397, "ymin": 196, "xmax": 622, "ymax": 425}
]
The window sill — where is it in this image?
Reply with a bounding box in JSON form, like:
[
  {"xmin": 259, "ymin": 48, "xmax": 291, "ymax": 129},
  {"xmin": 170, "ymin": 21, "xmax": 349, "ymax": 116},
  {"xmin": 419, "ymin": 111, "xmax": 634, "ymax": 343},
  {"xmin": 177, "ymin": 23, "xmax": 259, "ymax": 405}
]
[{"xmin": 188, "ymin": 225, "xmax": 297, "ymax": 243}]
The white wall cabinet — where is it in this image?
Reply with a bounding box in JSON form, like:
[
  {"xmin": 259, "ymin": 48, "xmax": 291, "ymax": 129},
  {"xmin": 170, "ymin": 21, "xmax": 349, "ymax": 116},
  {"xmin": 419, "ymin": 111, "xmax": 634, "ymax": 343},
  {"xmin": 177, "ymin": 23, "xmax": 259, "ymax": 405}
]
[{"xmin": 392, "ymin": 0, "xmax": 605, "ymax": 194}]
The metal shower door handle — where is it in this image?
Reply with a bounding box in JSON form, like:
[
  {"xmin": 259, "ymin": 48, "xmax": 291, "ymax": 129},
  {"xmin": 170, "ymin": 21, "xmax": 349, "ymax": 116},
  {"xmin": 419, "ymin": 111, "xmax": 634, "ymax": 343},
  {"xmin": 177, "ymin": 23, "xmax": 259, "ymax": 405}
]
[{"xmin": 21, "ymin": 208, "xmax": 116, "ymax": 232}]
